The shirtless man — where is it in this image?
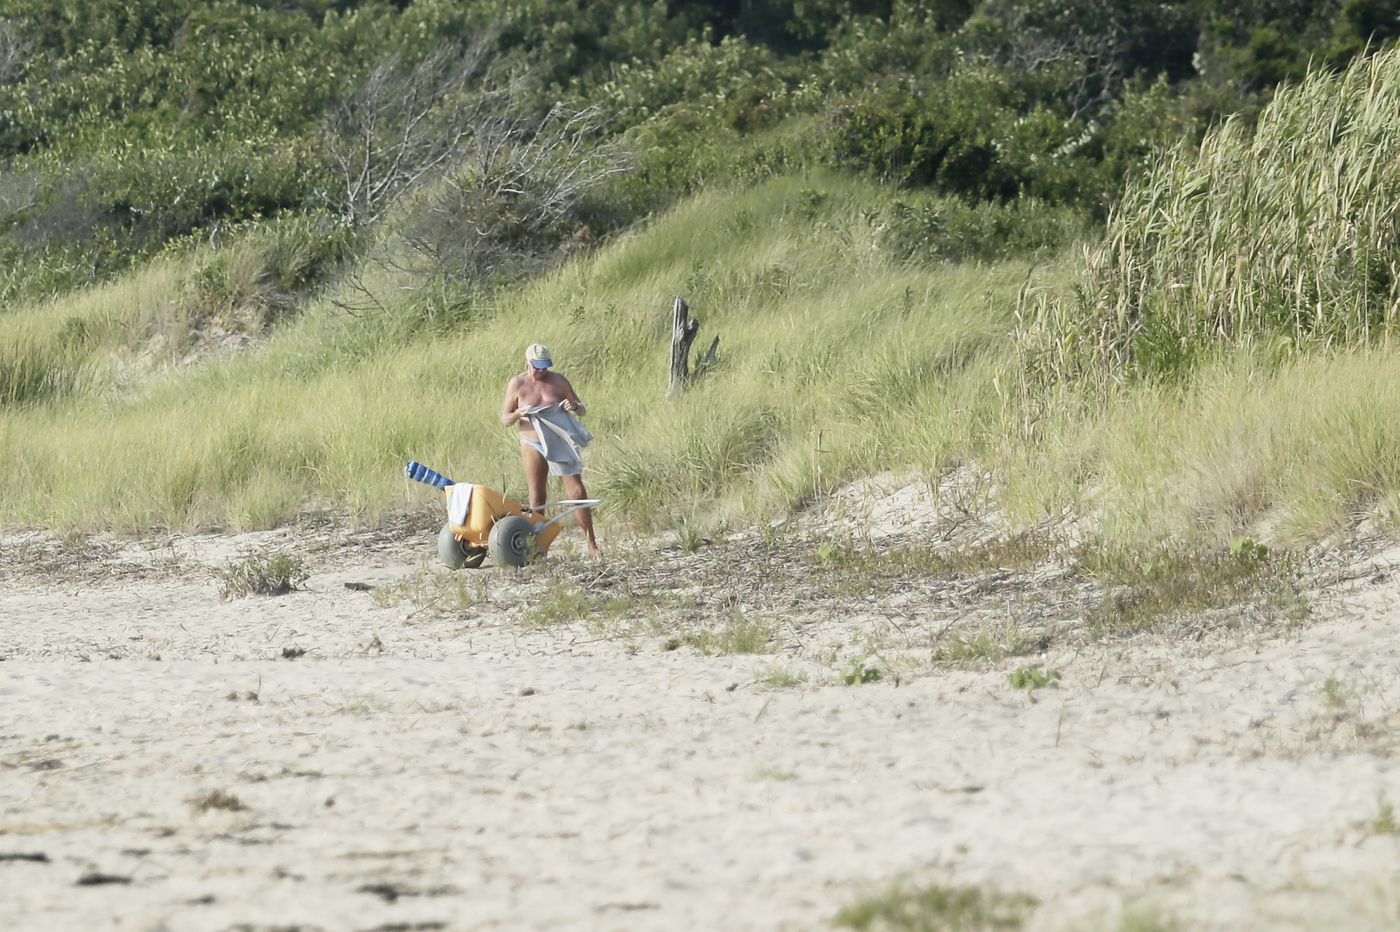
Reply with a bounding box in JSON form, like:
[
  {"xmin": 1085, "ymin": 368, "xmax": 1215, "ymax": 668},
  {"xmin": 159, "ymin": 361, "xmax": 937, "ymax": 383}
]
[{"xmin": 500, "ymin": 342, "xmax": 600, "ymax": 556}]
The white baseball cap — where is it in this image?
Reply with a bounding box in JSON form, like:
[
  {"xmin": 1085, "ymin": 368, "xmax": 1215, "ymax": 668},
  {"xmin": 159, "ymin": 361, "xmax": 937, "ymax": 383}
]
[{"xmin": 525, "ymin": 342, "xmax": 552, "ymax": 368}]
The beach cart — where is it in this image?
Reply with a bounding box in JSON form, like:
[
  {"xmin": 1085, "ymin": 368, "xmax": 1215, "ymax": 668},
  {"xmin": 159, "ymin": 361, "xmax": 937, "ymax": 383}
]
[{"xmin": 405, "ymin": 461, "xmax": 599, "ymax": 568}]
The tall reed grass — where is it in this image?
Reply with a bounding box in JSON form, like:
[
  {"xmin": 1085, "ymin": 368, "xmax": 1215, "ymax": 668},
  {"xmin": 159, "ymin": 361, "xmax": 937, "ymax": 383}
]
[{"xmin": 1023, "ymin": 48, "xmax": 1400, "ymax": 388}]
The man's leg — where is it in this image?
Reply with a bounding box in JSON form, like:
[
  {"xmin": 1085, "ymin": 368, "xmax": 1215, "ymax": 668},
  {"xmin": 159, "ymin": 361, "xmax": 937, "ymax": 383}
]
[
  {"xmin": 521, "ymin": 443, "xmax": 548, "ymax": 511},
  {"xmin": 561, "ymin": 473, "xmax": 600, "ymax": 556}
]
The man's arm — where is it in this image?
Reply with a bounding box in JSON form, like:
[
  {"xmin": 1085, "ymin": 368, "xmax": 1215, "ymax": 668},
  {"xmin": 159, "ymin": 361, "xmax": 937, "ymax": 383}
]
[
  {"xmin": 555, "ymin": 374, "xmax": 586, "ymax": 416},
  {"xmin": 501, "ymin": 376, "xmax": 526, "ymax": 427}
]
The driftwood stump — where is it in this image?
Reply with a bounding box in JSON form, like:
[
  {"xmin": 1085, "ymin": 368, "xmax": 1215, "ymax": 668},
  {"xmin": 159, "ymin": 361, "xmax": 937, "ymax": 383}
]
[{"xmin": 668, "ymin": 296, "xmax": 719, "ymax": 396}]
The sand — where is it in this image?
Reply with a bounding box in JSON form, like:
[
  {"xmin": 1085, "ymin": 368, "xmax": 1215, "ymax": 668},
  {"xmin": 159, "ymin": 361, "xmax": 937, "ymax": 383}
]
[{"xmin": 4, "ymin": 490, "xmax": 1400, "ymax": 931}]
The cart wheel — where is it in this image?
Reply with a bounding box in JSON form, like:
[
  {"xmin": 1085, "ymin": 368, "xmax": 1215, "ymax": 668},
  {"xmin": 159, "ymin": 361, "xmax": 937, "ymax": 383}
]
[
  {"xmin": 438, "ymin": 523, "xmax": 467, "ymax": 569},
  {"xmin": 488, "ymin": 515, "xmax": 537, "ymax": 567}
]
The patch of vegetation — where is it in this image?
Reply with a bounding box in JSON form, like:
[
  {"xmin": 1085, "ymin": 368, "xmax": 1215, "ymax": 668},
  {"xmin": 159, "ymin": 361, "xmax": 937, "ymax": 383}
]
[
  {"xmin": 217, "ymin": 550, "xmax": 309, "ymax": 599},
  {"xmin": 371, "ymin": 570, "xmax": 485, "ymax": 615},
  {"xmin": 1365, "ymin": 794, "xmax": 1400, "ymax": 837},
  {"xmin": 684, "ymin": 614, "xmax": 775, "ymax": 655},
  {"xmin": 834, "ymin": 880, "xmax": 1037, "ymax": 931},
  {"xmin": 189, "ymin": 789, "xmax": 247, "ymax": 814},
  {"xmin": 1079, "ymin": 542, "xmax": 1304, "ymax": 637},
  {"xmin": 933, "ymin": 622, "xmax": 1043, "ymax": 665},
  {"xmin": 815, "ymin": 534, "xmax": 1056, "ymax": 586},
  {"xmin": 1323, "ymin": 674, "xmax": 1355, "ymax": 712},
  {"xmin": 753, "ymin": 765, "xmax": 798, "ymax": 781},
  {"xmin": 1312, "ymin": 673, "xmax": 1389, "ymax": 745},
  {"xmin": 842, "ymin": 657, "xmax": 883, "ymax": 686},
  {"xmin": 1113, "ymin": 906, "xmax": 1183, "ymax": 932},
  {"xmin": 675, "ymin": 517, "xmax": 713, "ymax": 553},
  {"xmin": 756, "ymin": 664, "xmax": 807, "ymax": 689},
  {"xmin": 814, "ymin": 534, "xmax": 1058, "ymax": 603},
  {"xmin": 1009, "ymin": 667, "xmax": 1060, "ymax": 690},
  {"xmin": 526, "ymin": 579, "xmax": 644, "ymax": 628},
  {"xmin": 1024, "ymin": 49, "xmax": 1400, "ymax": 387}
]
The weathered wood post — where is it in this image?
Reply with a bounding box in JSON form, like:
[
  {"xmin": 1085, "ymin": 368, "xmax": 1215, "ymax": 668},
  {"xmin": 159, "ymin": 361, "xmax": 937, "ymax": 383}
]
[{"xmin": 668, "ymin": 296, "xmax": 719, "ymax": 396}]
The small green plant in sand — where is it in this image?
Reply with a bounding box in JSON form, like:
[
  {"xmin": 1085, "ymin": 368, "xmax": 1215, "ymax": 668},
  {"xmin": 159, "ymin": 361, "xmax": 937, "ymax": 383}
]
[
  {"xmin": 1228, "ymin": 536, "xmax": 1269, "ymax": 564},
  {"xmin": 834, "ymin": 880, "xmax": 1037, "ymax": 931},
  {"xmin": 756, "ymin": 664, "xmax": 807, "ymax": 689},
  {"xmin": 675, "ymin": 518, "xmax": 708, "ymax": 553},
  {"xmin": 1307, "ymin": 673, "xmax": 1395, "ymax": 749},
  {"xmin": 685, "ymin": 614, "xmax": 775, "ymax": 655},
  {"xmin": 753, "ymin": 765, "xmax": 798, "ymax": 781},
  {"xmin": 843, "ymin": 657, "xmax": 883, "ymax": 685},
  {"xmin": 815, "ymin": 535, "xmax": 1055, "ymax": 588},
  {"xmin": 217, "ymin": 550, "xmax": 309, "ymax": 599},
  {"xmin": 1110, "ymin": 905, "xmax": 1182, "ymax": 932},
  {"xmin": 1322, "ymin": 674, "xmax": 1354, "ymax": 712},
  {"xmin": 1009, "ymin": 666, "xmax": 1060, "ymax": 690},
  {"xmin": 527, "ymin": 579, "xmax": 641, "ymax": 628}
]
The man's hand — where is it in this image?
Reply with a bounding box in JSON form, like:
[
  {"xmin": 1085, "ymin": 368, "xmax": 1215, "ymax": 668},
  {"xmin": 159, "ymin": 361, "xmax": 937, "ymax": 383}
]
[{"xmin": 561, "ymin": 400, "xmax": 576, "ymax": 413}]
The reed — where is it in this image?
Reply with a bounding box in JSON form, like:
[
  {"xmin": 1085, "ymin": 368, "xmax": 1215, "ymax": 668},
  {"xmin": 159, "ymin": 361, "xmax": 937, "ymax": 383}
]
[{"xmin": 1023, "ymin": 48, "xmax": 1400, "ymax": 389}]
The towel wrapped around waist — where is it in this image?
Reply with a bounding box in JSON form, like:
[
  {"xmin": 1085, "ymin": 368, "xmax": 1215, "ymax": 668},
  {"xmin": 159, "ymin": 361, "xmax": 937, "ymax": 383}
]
[{"xmin": 522, "ymin": 403, "xmax": 592, "ymax": 477}]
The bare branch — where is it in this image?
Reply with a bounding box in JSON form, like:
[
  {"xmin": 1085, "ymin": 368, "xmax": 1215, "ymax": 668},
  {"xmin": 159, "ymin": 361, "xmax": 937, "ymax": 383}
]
[
  {"xmin": 0, "ymin": 20, "xmax": 33, "ymax": 86},
  {"xmin": 323, "ymin": 36, "xmax": 500, "ymax": 228},
  {"xmin": 391, "ymin": 101, "xmax": 631, "ymax": 289}
]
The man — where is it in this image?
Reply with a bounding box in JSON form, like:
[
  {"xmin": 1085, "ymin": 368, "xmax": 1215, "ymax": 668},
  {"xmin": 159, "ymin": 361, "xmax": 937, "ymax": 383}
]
[{"xmin": 500, "ymin": 342, "xmax": 601, "ymax": 557}]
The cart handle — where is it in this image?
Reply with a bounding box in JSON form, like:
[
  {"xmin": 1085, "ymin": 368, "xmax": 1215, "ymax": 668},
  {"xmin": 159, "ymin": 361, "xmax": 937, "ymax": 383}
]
[{"xmin": 535, "ymin": 498, "xmax": 602, "ymax": 531}]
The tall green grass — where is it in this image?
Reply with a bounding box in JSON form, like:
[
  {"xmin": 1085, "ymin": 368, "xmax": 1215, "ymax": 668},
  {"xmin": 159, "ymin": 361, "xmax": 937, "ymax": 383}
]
[
  {"xmin": 999, "ymin": 351, "xmax": 1400, "ymax": 545},
  {"xmin": 1024, "ymin": 48, "xmax": 1400, "ymax": 388},
  {"xmin": 989, "ymin": 47, "xmax": 1400, "ymax": 549},
  {"xmin": 0, "ymin": 173, "xmax": 1030, "ymax": 531},
  {"xmin": 11, "ymin": 84, "xmax": 1400, "ymax": 553}
]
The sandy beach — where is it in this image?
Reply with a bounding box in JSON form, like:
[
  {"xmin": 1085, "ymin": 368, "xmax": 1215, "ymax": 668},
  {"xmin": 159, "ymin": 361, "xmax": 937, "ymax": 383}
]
[{"xmin": 4, "ymin": 490, "xmax": 1400, "ymax": 931}]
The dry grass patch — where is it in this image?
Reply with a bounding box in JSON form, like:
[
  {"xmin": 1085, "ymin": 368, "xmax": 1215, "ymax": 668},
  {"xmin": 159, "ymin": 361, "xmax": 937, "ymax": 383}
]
[
  {"xmin": 684, "ymin": 615, "xmax": 777, "ymax": 655},
  {"xmin": 189, "ymin": 789, "xmax": 248, "ymax": 813},
  {"xmin": 217, "ymin": 550, "xmax": 309, "ymax": 599}
]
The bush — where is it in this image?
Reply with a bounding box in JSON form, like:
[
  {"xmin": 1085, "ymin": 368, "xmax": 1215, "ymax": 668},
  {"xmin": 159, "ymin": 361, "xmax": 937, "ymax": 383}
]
[
  {"xmin": 183, "ymin": 212, "xmax": 354, "ymax": 328},
  {"xmin": 218, "ymin": 550, "xmax": 310, "ymax": 599},
  {"xmin": 876, "ymin": 193, "xmax": 1087, "ymax": 263},
  {"xmin": 390, "ymin": 103, "xmax": 629, "ymax": 291},
  {"xmin": 822, "ymin": 63, "xmax": 1094, "ymax": 202}
]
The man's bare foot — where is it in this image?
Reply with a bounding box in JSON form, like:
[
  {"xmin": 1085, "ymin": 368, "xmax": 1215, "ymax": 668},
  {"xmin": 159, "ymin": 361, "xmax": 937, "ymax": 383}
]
[{"xmin": 587, "ymin": 543, "xmax": 603, "ymax": 559}]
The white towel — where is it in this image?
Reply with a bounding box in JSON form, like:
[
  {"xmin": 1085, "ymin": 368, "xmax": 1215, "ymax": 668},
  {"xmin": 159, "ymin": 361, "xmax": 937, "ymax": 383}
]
[{"xmin": 446, "ymin": 482, "xmax": 474, "ymax": 525}]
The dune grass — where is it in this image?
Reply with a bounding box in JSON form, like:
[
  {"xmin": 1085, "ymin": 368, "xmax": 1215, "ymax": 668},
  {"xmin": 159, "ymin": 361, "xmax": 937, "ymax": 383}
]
[
  {"xmin": 995, "ymin": 49, "xmax": 1400, "ymax": 549},
  {"xmin": 999, "ymin": 351, "xmax": 1400, "ymax": 545},
  {"xmin": 1025, "ymin": 48, "xmax": 1400, "ymax": 388},
  {"xmin": 0, "ymin": 173, "xmax": 1027, "ymax": 532},
  {"xmin": 8, "ymin": 55, "xmax": 1400, "ymax": 555}
]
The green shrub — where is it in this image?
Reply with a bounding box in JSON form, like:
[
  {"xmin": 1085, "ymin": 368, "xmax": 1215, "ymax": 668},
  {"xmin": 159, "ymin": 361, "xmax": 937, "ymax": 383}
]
[
  {"xmin": 183, "ymin": 212, "xmax": 353, "ymax": 327},
  {"xmin": 876, "ymin": 193, "xmax": 1086, "ymax": 263}
]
